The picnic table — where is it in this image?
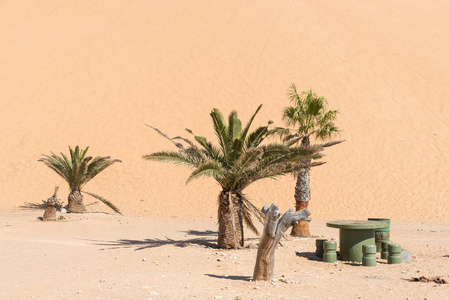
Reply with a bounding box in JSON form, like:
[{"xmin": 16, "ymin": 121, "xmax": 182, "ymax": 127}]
[{"xmin": 326, "ymin": 220, "xmax": 388, "ymax": 262}]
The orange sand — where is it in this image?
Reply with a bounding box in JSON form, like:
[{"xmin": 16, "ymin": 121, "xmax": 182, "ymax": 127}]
[
  {"xmin": 1, "ymin": 0, "xmax": 449, "ymax": 222},
  {"xmin": 1, "ymin": 2, "xmax": 449, "ymax": 298}
]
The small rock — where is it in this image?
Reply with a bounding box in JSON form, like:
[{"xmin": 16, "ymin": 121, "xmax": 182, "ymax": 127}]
[
  {"xmin": 149, "ymin": 291, "xmax": 159, "ymax": 295},
  {"xmin": 60, "ymin": 208, "xmax": 67, "ymax": 213},
  {"xmin": 330, "ymin": 271, "xmax": 335, "ymax": 274},
  {"xmin": 401, "ymin": 249, "xmax": 412, "ymax": 263},
  {"xmin": 334, "ymin": 262, "xmax": 339, "ymax": 266},
  {"xmin": 247, "ymin": 243, "xmax": 258, "ymax": 249},
  {"xmin": 142, "ymin": 258, "xmax": 147, "ymax": 261}
]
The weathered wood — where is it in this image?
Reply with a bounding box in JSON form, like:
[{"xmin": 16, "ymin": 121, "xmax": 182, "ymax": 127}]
[{"xmin": 253, "ymin": 204, "xmax": 311, "ymax": 281}]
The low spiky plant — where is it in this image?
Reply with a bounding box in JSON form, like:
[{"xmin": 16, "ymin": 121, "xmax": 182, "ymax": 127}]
[
  {"xmin": 39, "ymin": 146, "xmax": 122, "ymax": 214},
  {"xmin": 143, "ymin": 105, "xmax": 325, "ymax": 249}
]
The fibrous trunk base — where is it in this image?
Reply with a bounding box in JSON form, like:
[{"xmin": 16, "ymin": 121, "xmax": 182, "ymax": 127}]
[
  {"xmin": 218, "ymin": 190, "xmax": 244, "ymax": 249},
  {"xmin": 67, "ymin": 190, "xmax": 86, "ymax": 213},
  {"xmin": 43, "ymin": 205, "xmax": 57, "ymax": 221},
  {"xmin": 290, "ymin": 201, "xmax": 310, "ymax": 236}
]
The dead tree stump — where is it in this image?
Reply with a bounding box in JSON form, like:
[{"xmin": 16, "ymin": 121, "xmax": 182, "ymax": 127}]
[
  {"xmin": 43, "ymin": 186, "xmax": 61, "ymax": 221},
  {"xmin": 253, "ymin": 204, "xmax": 311, "ymax": 281}
]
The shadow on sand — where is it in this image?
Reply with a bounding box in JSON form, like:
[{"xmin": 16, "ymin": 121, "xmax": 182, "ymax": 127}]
[
  {"xmin": 295, "ymin": 251, "xmax": 322, "ymax": 261},
  {"xmin": 19, "ymin": 202, "xmax": 47, "ymax": 210},
  {"xmin": 205, "ymin": 274, "xmax": 252, "ymax": 281},
  {"xmin": 90, "ymin": 230, "xmax": 219, "ymax": 250}
]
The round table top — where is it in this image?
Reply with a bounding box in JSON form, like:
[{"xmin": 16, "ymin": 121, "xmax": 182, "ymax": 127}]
[{"xmin": 326, "ymin": 220, "xmax": 388, "ymax": 229}]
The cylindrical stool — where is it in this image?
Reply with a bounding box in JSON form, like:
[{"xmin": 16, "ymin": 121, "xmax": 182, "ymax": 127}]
[
  {"xmin": 368, "ymin": 218, "xmax": 390, "ymax": 252},
  {"xmin": 381, "ymin": 240, "xmax": 393, "ymax": 260},
  {"xmin": 362, "ymin": 245, "xmax": 377, "ymax": 267},
  {"xmin": 388, "ymin": 244, "xmax": 402, "ymax": 264},
  {"xmin": 315, "ymin": 239, "xmax": 327, "ymax": 258},
  {"xmin": 323, "ymin": 241, "xmax": 337, "ymax": 263}
]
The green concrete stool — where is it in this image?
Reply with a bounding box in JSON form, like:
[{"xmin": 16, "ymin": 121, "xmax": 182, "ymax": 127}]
[
  {"xmin": 381, "ymin": 240, "xmax": 393, "ymax": 260},
  {"xmin": 362, "ymin": 245, "xmax": 377, "ymax": 267},
  {"xmin": 315, "ymin": 239, "xmax": 327, "ymax": 258},
  {"xmin": 323, "ymin": 241, "xmax": 337, "ymax": 263},
  {"xmin": 368, "ymin": 218, "xmax": 390, "ymax": 252},
  {"xmin": 388, "ymin": 244, "xmax": 402, "ymax": 264}
]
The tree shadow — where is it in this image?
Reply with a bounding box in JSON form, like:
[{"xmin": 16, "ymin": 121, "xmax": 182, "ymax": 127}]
[
  {"xmin": 295, "ymin": 251, "xmax": 322, "ymax": 261},
  {"xmin": 19, "ymin": 202, "xmax": 47, "ymax": 210},
  {"xmin": 184, "ymin": 230, "xmax": 217, "ymax": 237},
  {"xmin": 89, "ymin": 230, "xmax": 219, "ymax": 250},
  {"xmin": 205, "ymin": 274, "xmax": 252, "ymax": 281}
]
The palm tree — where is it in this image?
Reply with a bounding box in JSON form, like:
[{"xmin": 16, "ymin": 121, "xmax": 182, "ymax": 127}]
[
  {"xmin": 271, "ymin": 84, "xmax": 341, "ymax": 236},
  {"xmin": 39, "ymin": 146, "xmax": 122, "ymax": 214},
  {"xmin": 143, "ymin": 105, "xmax": 325, "ymax": 249}
]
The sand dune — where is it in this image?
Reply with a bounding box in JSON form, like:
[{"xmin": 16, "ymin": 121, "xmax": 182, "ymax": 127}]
[{"xmin": 1, "ymin": 0, "xmax": 449, "ymax": 223}]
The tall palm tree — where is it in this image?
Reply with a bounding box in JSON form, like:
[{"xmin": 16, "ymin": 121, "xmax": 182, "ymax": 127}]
[
  {"xmin": 39, "ymin": 146, "xmax": 122, "ymax": 214},
  {"xmin": 271, "ymin": 84, "xmax": 341, "ymax": 236},
  {"xmin": 143, "ymin": 105, "xmax": 325, "ymax": 249}
]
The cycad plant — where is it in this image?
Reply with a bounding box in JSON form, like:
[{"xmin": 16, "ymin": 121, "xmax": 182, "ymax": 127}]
[
  {"xmin": 143, "ymin": 105, "xmax": 325, "ymax": 249},
  {"xmin": 271, "ymin": 84, "xmax": 341, "ymax": 236},
  {"xmin": 39, "ymin": 146, "xmax": 122, "ymax": 214}
]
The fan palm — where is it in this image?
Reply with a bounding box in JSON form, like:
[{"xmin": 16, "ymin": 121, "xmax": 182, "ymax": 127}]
[
  {"xmin": 270, "ymin": 84, "xmax": 341, "ymax": 236},
  {"xmin": 39, "ymin": 146, "xmax": 122, "ymax": 214},
  {"xmin": 143, "ymin": 105, "xmax": 325, "ymax": 249}
]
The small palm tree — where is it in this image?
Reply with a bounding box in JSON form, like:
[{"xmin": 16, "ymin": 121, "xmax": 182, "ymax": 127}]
[
  {"xmin": 271, "ymin": 84, "xmax": 341, "ymax": 236},
  {"xmin": 39, "ymin": 146, "xmax": 122, "ymax": 214},
  {"xmin": 143, "ymin": 105, "xmax": 325, "ymax": 249}
]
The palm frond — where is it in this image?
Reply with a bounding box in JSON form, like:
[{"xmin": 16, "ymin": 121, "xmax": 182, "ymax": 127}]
[
  {"xmin": 83, "ymin": 191, "xmax": 122, "ymax": 215},
  {"xmin": 186, "ymin": 161, "xmax": 226, "ymax": 184},
  {"xmin": 240, "ymin": 104, "xmax": 263, "ymax": 143},
  {"xmin": 228, "ymin": 110, "xmax": 242, "ymax": 141},
  {"xmin": 245, "ymin": 124, "xmax": 270, "ymax": 149},
  {"xmin": 146, "ymin": 125, "xmax": 184, "ymax": 150},
  {"xmin": 172, "ymin": 136, "xmax": 207, "ymax": 162},
  {"xmin": 210, "ymin": 108, "xmax": 231, "ymax": 165},
  {"xmin": 241, "ymin": 202, "xmax": 259, "ymax": 235},
  {"xmin": 283, "ymin": 84, "xmax": 340, "ymax": 141},
  {"xmin": 40, "ymin": 146, "xmax": 121, "ymax": 191},
  {"xmin": 83, "ymin": 156, "xmax": 121, "ymax": 187},
  {"xmin": 185, "ymin": 129, "xmax": 222, "ymax": 160},
  {"xmin": 143, "ymin": 151, "xmax": 201, "ymax": 167},
  {"xmin": 320, "ymin": 140, "xmax": 344, "ymax": 148}
]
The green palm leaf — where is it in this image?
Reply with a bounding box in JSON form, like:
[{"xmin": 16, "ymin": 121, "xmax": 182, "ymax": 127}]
[
  {"xmin": 186, "ymin": 161, "xmax": 225, "ymax": 184},
  {"xmin": 144, "ymin": 104, "xmax": 325, "ymax": 248},
  {"xmin": 143, "ymin": 151, "xmax": 201, "ymax": 167},
  {"xmin": 83, "ymin": 191, "xmax": 122, "ymax": 215},
  {"xmin": 39, "ymin": 146, "xmax": 121, "ymax": 214}
]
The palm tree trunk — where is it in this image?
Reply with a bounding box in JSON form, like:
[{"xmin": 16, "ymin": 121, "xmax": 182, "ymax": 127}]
[
  {"xmin": 217, "ymin": 190, "xmax": 244, "ymax": 249},
  {"xmin": 67, "ymin": 190, "xmax": 86, "ymax": 213},
  {"xmin": 291, "ymin": 136, "xmax": 311, "ymax": 236}
]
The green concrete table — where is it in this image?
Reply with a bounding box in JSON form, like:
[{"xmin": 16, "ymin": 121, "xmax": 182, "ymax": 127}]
[{"xmin": 326, "ymin": 220, "xmax": 388, "ymax": 262}]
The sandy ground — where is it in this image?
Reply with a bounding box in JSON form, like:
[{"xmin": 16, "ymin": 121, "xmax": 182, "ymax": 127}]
[
  {"xmin": 1, "ymin": 210, "xmax": 448, "ymax": 299},
  {"xmin": 1, "ymin": 0, "xmax": 449, "ymax": 298}
]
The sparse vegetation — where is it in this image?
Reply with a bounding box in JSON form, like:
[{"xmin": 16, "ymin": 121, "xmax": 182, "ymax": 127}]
[
  {"xmin": 144, "ymin": 105, "xmax": 325, "ymax": 249},
  {"xmin": 39, "ymin": 146, "xmax": 122, "ymax": 215},
  {"xmin": 270, "ymin": 84, "xmax": 341, "ymax": 236}
]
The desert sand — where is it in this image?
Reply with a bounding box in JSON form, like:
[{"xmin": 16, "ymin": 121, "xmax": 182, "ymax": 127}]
[{"xmin": 1, "ymin": 0, "xmax": 449, "ymax": 299}]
